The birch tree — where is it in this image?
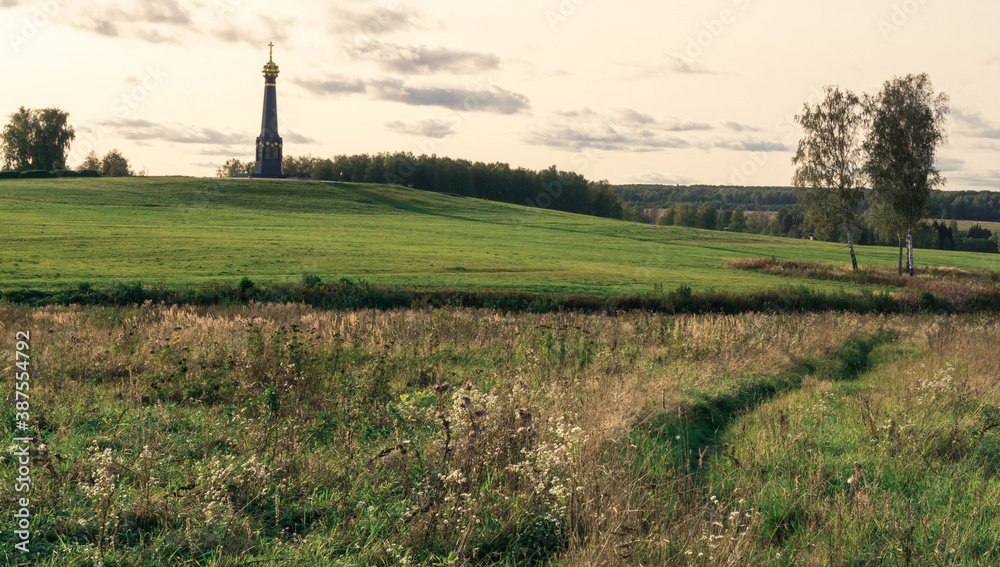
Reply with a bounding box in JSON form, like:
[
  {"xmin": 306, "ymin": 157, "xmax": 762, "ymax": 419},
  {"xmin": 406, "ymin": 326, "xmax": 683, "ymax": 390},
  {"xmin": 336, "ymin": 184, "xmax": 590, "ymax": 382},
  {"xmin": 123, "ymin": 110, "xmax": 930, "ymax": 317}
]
[
  {"xmin": 864, "ymin": 74, "xmax": 948, "ymax": 276},
  {"xmin": 792, "ymin": 86, "xmax": 867, "ymax": 270}
]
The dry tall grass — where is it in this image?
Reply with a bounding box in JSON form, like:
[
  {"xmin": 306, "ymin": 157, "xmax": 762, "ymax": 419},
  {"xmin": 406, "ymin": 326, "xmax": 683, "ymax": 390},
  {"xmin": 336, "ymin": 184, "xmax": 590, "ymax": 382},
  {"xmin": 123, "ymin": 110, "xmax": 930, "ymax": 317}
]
[
  {"xmin": 1, "ymin": 303, "xmax": 997, "ymax": 565},
  {"xmin": 726, "ymin": 257, "xmax": 1000, "ymax": 313}
]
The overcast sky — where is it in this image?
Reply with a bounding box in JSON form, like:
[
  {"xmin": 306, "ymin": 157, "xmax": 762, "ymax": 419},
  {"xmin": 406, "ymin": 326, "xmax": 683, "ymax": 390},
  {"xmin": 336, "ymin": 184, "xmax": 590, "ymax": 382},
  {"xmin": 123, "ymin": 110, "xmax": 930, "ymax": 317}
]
[{"xmin": 3, "ymin": 0, "xmax": 998, "ymax": 189}]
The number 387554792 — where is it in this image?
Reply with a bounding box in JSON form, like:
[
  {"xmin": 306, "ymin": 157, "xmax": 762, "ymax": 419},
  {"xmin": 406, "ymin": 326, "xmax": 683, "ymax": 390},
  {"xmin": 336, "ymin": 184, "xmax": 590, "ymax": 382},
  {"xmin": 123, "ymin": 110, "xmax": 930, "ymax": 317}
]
[{"xmin": 14, "ymin": 331, "xmax": 30, "ymax": 413}]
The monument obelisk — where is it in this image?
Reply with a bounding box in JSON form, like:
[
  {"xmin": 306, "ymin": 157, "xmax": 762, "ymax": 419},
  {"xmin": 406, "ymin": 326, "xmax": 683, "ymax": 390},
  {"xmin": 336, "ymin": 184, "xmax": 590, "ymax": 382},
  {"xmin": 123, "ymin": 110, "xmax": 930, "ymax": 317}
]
[{"xmin": 252, "ymin": 42, "xmax": 285, "ymax": 178}]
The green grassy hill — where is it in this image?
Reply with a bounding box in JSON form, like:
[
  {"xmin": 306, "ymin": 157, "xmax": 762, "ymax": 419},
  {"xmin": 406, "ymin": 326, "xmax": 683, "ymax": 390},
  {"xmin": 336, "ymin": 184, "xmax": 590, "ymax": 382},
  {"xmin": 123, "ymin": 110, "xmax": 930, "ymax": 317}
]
[{"xmin": 1, "ymin": 177, "xmax": 998, "ymax": 295}]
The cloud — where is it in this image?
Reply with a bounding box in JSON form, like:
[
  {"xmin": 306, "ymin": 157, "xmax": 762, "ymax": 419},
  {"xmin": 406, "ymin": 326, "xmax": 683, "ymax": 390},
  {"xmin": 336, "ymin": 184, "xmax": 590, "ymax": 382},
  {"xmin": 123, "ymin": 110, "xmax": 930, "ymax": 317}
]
[
  {"xmin": 192, "ymin": 145, "xmax": 252, "ymax": 156},
  {"xmin": 525, "ymin": 107, "xmax": 711, "ymax": 151},
  {"xmin": 283, "ymin": 131, "xmax": 317, "ymax": 144},
  {"xmin": 948, "ymin": 169, "xmax": 1000, "ymax": 189},
  {"xmin": 295, "ymin": 75, "xmax": 529, "ymax": 114},
  {"xmin": 624, "ymin": 54, "xmax": 720, "ymax": 79},
  {"xmin": 66, "ymin": 0, "xmax": 192, "ymax": 42},
  {"xmin": 935, "ymin": 157, "xmax": 966, "ymax": 172},
  {"xmin": 527, "ymin": 107, "xmax": 789, "ymax": 154},
  {"xmin": 525, "ymin": 125, "xmax": 690, "ymax": 152},
  {"xmin": 383, "ymin": 117, "xmax": 456, "ymax": 139},
  {"xmin": 613, "ymin": 108, "xmax": 656, "ymax": 125},
  {"xmin": 709, "ymin": 139, "xmax": 790, "ymax": 152},
  {"xmin": 59, "ymin": 0, "xmax": 294, "ymax": 46},
  {"xmin": 611, "ymin": 108, "xmax": 711, "ymax": 131},
  {"xmin": 138, "ymin": 1, "xmax": 190, "ymax": 24},
  {"xmin": 100, "ymin": 117, "xmax": 316, "ymax": 146},
  {"xmin": 969, "ymin": 140, "xmax": 1000, "ymax": 151},
  {"xmin": 667, "ymin": 55, "xmax": 719, "ymax": 75},
  {"xmin": 105, "ymin": 118, "xmax": 246, "ymax": 145},
  {"xmin": 554, "ymin": 107, "xmax": 597, "ymax": 118},
  {"xmin": 724, "ymin": 121, "xmax": 760, "ymax": 132},
  {"xmin": 328, "ymin": 3, "xmax": 424, "ymax": 36},
  {"xmin": 297, "ymin": 75, "xmax": 369, "ymax": 95},
  {"xmin": 215, "ymin": 15, "xmax": 294, "ymax": 47},
  {"xmin": 952, "ymin": 109, "xmax": 1000, "ymax": 139},
  {"xmin": 952, "ymin": 109, "xmax": 992, "ymax": 130},
  {"xmin": 372, "ymin": 78, "xmax": 529, "ymax": 114},
  {"xmin": 347, "ymin": 39, "xmax": 501, "ymax": 74},
  {"xmin": 627, "ymin": 172, "xmax": 697, "ymax": 185}
]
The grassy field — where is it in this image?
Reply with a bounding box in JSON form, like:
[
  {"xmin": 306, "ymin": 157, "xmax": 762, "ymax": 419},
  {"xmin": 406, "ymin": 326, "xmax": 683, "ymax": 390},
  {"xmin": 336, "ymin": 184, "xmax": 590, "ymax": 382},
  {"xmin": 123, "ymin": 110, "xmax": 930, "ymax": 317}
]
[
  {"xmin": 1, "ymin": 304, "xmax": 998, "ymax": 566},
  {"xmin": 2, "ymin": 177, "xmax": 999, "ymax": 296},
  {"xmin": 3, "ymin": 179, "xmax": 1000, "ymax": 565}
]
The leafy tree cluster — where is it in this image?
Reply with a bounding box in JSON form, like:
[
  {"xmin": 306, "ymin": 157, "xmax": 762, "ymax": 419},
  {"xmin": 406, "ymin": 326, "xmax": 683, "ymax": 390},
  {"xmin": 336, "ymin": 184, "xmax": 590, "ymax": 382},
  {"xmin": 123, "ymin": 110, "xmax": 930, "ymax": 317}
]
[
  {"xmin": 1, "ymin": 106, "xmax": 75, "ymax": 171},
  {"xmin": 217, "ymin": 158, "xmax": 254, "ymax": 178},
  {"xmin": 967, "ymin": 223, "xmax": 993, "ymax": 240},
  {"xmin": 656, "ymin": 202, "xmax": 731, "ymax": 231},
  {"xmin": 0, "ymin": 107, "xmax": 146, "ymax": 176},
  {"xmin": 927, "ymin": 220, "xmax": 998, "ymax": 253},
  {"xmin": 79, "ymin": 149, "xmax": 134, "ymax": 177},
  {"xmin": 786, "ymin": 74, "xmax": 951, "ymax": 273},
  {"xmin": 651, "ymin": 76, "xmax": 988, "ymax": 263},
  {"xmin": 657, "ymin": 203, "xmax": 814, "ymax": 239},
  {"xmin": 219, "ymin": 152, "xmax": 631, "ymax": 220}
]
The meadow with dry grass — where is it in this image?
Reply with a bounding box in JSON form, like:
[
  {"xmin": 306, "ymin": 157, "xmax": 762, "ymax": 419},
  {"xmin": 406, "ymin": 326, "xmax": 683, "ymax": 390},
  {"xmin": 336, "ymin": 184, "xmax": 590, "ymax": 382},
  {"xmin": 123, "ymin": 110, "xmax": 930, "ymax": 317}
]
[{"xmin": 2, "ymin": 303, "xmax": 999, "ymax": 566}]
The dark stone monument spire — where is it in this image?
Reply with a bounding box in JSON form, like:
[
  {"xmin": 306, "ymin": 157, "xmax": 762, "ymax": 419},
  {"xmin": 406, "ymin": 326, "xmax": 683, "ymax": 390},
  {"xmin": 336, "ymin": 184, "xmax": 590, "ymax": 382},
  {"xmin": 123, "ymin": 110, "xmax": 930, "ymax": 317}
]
[{"xmin": 252, "ymin": 42, "xmax": 285, "ymax": 178}]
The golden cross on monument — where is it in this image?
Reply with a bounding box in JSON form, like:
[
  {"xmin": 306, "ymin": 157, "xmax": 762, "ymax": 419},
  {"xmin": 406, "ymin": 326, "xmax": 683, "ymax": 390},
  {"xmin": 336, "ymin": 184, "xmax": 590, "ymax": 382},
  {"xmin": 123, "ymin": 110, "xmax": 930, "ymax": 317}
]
[{"xmin": 268, "ymin": 42, "xmax": 274, "ymax": 61}]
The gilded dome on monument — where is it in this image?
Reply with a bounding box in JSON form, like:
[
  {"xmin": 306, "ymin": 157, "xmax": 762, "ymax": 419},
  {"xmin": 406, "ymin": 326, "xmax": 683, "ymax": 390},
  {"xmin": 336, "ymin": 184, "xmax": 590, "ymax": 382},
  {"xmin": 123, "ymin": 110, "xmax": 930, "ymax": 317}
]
[{"xmin": 262, "ymin": 42, "xmax": 279, "ymax": 79}]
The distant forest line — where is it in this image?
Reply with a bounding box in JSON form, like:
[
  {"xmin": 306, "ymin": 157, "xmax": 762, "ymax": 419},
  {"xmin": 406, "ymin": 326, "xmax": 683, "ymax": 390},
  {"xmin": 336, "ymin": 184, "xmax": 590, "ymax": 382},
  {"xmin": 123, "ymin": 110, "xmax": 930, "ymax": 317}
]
[
  {"xmin": 615, "ymin": 184, "xmax": 1000, "ymax": 255},
  {"xmin": 615, "ymin": 184, "xmax": 1000, "ymax": 222},
  {"xmin": 219, "ymin": 153, "xmax": 628, "ymax": 220}
]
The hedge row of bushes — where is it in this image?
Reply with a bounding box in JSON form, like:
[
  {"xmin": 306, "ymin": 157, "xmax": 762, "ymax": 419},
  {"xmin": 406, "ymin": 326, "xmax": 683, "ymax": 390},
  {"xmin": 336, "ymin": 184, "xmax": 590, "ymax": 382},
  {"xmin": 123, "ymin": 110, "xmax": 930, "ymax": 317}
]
[
  {"xmin": 2, "ymin": 277, "xmax": 992, "ymax": 315},
  {"xmin": 0, "ymin": 169, "xmax": 101, "ymax": 179}
]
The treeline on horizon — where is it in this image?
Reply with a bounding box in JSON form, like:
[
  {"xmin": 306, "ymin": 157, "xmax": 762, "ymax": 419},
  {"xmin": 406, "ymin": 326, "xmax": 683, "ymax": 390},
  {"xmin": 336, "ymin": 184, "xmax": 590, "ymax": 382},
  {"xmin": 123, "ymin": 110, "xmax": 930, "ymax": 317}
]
[
  {"xmin": 616, "ymin": 183, "xmax": 1000, "ymax": 223},
  {"xmin": 219, "ymin": 153, "xmax": 629, "ymax": 220},
  {"xmin": 616, "ymin": 184, "xmax": 799, "ymax": 212},
  {"xmin": 617, "ymin": 184, "xmax": 1000, "ymax": 255}
]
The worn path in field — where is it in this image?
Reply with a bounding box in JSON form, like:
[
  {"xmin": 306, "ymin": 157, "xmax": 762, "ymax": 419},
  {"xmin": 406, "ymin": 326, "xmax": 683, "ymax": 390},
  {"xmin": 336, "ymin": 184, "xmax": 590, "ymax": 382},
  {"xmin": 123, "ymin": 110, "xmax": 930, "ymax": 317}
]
[{"xmin": 636, "ymin": 331, "xmax": 897, "ymax": 474}]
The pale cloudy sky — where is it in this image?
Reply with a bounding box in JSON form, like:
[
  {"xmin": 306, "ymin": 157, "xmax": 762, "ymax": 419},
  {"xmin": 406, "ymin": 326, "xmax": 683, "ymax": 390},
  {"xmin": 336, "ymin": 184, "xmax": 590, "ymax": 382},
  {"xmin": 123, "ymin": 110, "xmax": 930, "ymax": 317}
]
[{"xmin": 2, "ymin": 0, "xmax": 998, "ymax": 189}]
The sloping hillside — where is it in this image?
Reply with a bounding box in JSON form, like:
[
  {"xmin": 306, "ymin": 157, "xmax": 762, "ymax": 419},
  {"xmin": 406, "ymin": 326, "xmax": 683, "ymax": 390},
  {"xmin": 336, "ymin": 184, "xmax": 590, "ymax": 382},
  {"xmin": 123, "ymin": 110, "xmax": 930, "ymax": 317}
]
[{"xmin": 1, "ymin": 177, "xmax": 996, "ymax": 294}]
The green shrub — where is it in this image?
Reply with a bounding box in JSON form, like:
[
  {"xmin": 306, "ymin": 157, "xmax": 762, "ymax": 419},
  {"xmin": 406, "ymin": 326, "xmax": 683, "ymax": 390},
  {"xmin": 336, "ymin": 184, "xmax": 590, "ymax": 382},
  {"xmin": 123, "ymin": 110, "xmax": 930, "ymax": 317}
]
[
  {"xmin": 107, "ymin": 281, "xmax": 146, "ymax": 304},
  {"xmin": 300, "ymin": 273, "xmax": 323, "ymax": 288},
  {"xmin": 670, "ymin": 283, "xmax": 694, "ymax": 312},
  {"xmin": 920, "ymin": 290, "xmax": 937, "ymax": 310},
  {"xmin": 20, "ymin": 170, "xmax": 55, "ymax": 178}
]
